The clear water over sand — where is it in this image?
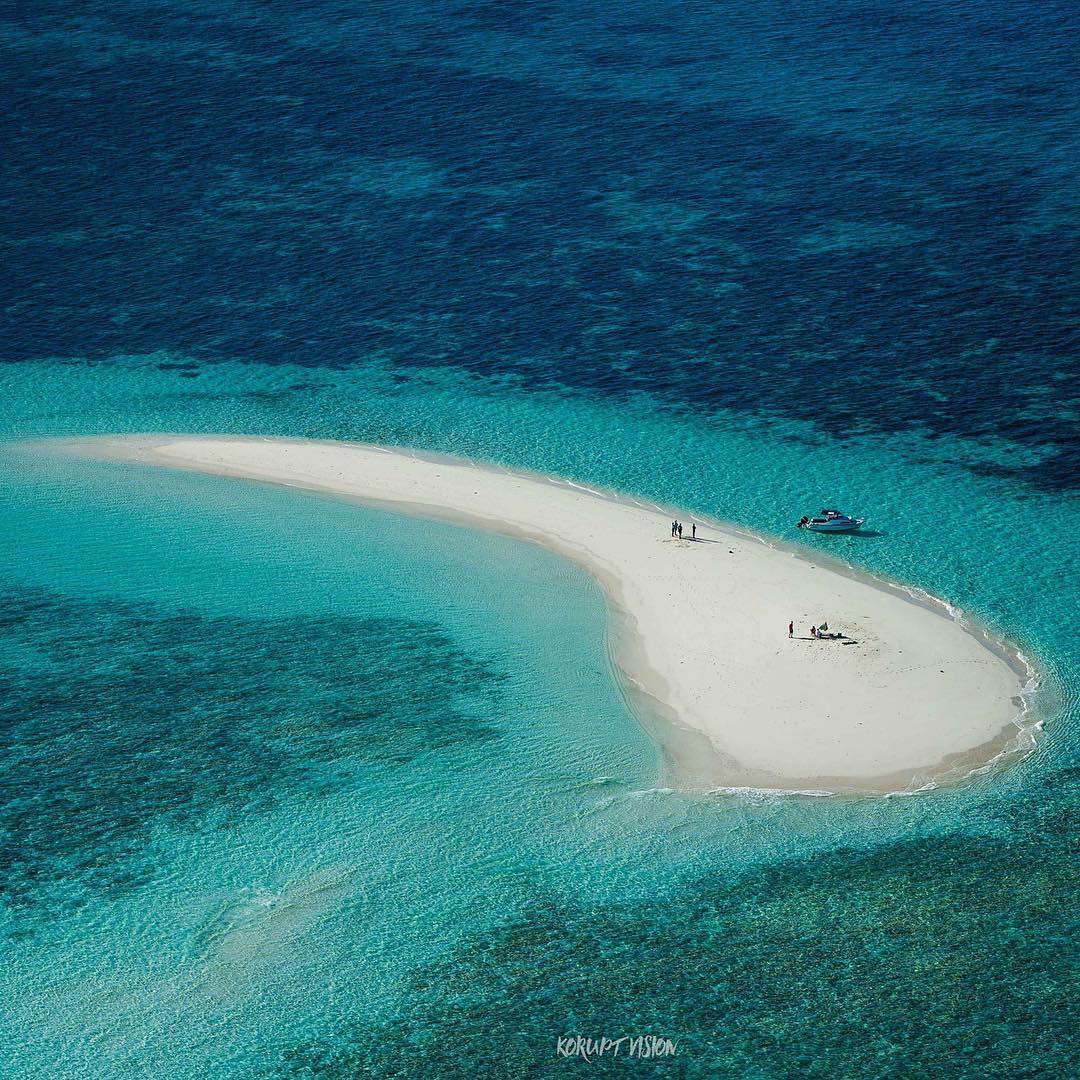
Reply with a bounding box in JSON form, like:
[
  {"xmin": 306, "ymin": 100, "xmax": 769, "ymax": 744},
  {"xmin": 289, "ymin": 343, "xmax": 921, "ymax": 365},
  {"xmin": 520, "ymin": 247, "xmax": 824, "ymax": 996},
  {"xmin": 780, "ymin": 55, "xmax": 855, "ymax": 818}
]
[{"xmin": 1, "ymin": 361, "xmax": 1075, "ymax": 1075}]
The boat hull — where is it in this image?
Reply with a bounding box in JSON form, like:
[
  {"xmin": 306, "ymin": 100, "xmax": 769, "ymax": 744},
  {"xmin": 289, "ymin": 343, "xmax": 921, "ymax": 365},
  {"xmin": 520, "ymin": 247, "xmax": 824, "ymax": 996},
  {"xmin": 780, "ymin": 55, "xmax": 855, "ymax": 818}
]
[{"xmin": 802, "ymin": 519, "xmax": 864, "ymax": 532}]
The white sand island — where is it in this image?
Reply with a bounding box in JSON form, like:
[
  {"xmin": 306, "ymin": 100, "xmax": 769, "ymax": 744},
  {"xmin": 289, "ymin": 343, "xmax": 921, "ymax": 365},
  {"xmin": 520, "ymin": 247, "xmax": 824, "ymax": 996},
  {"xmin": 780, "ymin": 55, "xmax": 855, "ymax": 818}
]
[{"xmin": 53, "ymin": 435, "xmax": 1032, "ymax": 795}]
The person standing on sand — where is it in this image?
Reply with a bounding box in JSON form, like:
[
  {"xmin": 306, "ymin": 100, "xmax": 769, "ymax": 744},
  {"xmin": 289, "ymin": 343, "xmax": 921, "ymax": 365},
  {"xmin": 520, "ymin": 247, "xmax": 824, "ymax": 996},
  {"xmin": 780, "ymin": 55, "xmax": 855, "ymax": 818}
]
[
  {"xmin": 692, "ymin": 523, "xmax": 696, "ymax": 539},
  {"xmin": 671, "ymin": 520, "xmax": 676, "ymax": 537},
  {"xmin": 677, "ymin": 522, "xmax": 683, "ymax": 539},
  {"xmin": 788, "ymin": 621, "xmax": 793, "ymax": 638}
]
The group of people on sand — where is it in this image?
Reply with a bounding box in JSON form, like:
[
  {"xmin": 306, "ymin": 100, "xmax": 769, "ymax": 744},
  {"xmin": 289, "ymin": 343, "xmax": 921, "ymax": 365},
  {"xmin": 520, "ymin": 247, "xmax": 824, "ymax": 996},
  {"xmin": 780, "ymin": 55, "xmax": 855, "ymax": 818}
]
[
  {"xmin": 788, "ymin": 620, "xmax": 843, "ymax": 640},
  {"xmin": 670, "ymin": 520, "xmax": 696, "ymax": 540}
]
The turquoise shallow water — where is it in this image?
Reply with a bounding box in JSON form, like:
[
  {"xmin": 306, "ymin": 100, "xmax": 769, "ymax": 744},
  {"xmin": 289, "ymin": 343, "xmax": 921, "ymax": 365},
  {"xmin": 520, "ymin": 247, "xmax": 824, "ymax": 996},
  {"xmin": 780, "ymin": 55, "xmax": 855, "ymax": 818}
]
[
  {"xmin": 1, "ymin": 448, "xmax": 657, "ymax": 1074},
  {"xmin": 1, "ymin": 360, "xmax": 1077, "ymax": 1076}
]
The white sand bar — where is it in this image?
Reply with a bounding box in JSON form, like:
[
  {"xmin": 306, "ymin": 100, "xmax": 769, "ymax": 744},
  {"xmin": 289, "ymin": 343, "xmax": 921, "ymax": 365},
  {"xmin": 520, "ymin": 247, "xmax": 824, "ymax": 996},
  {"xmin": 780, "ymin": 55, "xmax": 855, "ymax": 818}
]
[{"xmin": 54, "ymin": 435, "xmax": 1031, "ymax": 794}]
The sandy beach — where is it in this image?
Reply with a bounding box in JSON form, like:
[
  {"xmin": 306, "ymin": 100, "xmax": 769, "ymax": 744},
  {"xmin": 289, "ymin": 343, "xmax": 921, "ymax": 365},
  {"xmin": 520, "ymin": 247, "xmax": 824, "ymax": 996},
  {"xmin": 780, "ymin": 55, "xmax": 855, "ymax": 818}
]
[{"xmin": 52, "ymin": 435, "xmax": 1031, "ymax": 794}]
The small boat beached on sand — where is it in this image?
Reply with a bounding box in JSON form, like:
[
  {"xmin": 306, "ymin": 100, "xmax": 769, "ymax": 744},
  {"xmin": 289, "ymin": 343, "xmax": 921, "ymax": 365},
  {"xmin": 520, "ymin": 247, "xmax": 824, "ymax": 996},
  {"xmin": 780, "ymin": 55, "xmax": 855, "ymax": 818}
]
[{"xmin": 797, "ymin": 508, "xmax": 865, "ymax": 532}]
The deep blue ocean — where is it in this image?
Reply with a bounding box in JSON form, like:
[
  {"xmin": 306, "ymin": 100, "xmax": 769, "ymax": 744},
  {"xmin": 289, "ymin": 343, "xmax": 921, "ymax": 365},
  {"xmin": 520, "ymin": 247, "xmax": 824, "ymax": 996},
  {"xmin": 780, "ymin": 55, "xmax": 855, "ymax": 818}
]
[{"xmin": 1, "ymin": 2, "xmax": 1078, "ymax": 1076}]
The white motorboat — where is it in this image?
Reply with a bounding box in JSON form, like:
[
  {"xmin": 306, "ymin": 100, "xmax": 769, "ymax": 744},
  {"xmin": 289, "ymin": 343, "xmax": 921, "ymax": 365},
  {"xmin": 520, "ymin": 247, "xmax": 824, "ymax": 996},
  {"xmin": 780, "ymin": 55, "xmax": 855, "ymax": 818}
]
[{"xmin": 797, "ymin": 508, "xmax": 865, "ymax": 532}]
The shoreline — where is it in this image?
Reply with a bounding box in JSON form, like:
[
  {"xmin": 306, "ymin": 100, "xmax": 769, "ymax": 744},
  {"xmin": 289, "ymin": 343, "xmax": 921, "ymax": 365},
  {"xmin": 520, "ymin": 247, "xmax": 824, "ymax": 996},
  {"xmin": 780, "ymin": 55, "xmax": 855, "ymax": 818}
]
[{"xmin": 40, "ymin": 434, "xmax": 1040, "ymax": 796}]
